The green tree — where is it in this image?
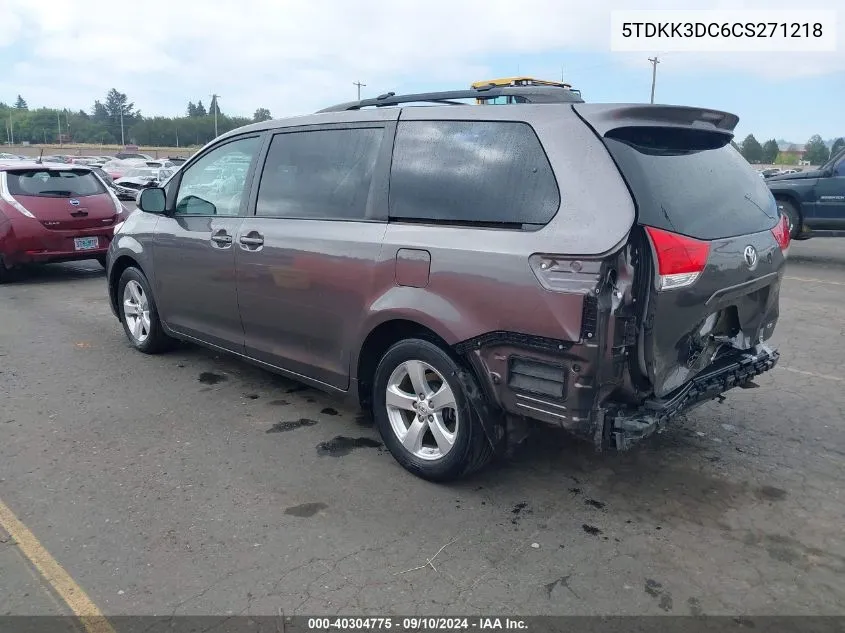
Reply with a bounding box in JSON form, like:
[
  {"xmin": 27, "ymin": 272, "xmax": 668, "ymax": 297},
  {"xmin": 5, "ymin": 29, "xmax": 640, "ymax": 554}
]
[
  {"xmin": 14, "ymin": 95, "xmax": 27, "ymax": 110},
  {"xmin": 195, "ymin": 100, "xmax": 207, "ymax": 116},
  {"xmin": 740, "ymin": 134, "xmax": 763, "ymax": 163},
  {"xmin": 91, "ymin": 100, "xmax": 109, "ymax": 122},
  {"xmin": 804, "ymin": 135, "xmax": 830, "ymax": 165},
  {"xmin": 187, "ymin": 102, "xmax": 197, "ymax": 117},
  {"xmin": 831, "ymin": 137, "xmax": 845, "ymax": 158},
  {"xmin": 761, "ymin": 139, "xmax": 779, "ymax": 164},
  {"xmin": 253, "ymin": 107, "xmax": 272, "ymax": 122},
  {"xmin": 209, "ymin": 95, "xmax": 221, "ymax": 117},
  {"xmin": 104, "ymin": 89, "xmax": 137, "ymax": 120}
]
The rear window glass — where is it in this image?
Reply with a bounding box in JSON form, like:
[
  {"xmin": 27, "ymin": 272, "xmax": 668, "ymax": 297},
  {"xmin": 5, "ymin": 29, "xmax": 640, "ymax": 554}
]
[
  {"xmin": 6, "ymin": 169, "xmax": 106, "ymax": 198},
  {"xmin": 604, "ymin": 128, "xmax": 779, "ymax": 240},
  {"xmin": 389, "ymin": 120, "xmax": 559, "ymax": 228}
]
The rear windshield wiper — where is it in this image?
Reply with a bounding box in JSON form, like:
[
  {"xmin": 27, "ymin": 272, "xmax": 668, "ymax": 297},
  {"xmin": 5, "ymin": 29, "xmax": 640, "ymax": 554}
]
[{"xmin": 38, "ymin": 190, "xmax": 75, "ymax": 196}]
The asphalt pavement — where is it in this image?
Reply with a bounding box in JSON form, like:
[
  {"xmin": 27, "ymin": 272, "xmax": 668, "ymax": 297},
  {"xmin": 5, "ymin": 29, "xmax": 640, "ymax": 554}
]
[{"xmin": 0, "ymin": 238, "xmax": 843, "ymax": 617}]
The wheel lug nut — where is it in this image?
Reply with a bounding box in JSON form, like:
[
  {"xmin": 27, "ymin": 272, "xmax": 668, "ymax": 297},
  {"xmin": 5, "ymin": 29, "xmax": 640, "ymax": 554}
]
[{"xmin": 428, "ymin": 415, "xmax": 434, "ymax": 422}]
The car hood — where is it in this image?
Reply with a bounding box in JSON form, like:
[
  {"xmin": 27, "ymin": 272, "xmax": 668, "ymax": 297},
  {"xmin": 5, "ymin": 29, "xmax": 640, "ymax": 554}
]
[{"xmin": 766, "ymin": 169, "xmax": 823, "ymax": 182}]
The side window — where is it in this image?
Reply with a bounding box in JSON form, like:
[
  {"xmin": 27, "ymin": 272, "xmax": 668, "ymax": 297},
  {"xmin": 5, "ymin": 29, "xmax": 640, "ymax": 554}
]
[
  {"xmin": 389, "ymin": 120, "xmax": 559, "ymax": 227},
  {"xmin": 175, "ymin": 136, "xmax": 260, "ymax": 216},
  {"xmin": 256, "ymin": 127, "xmax": 383, "ymax": 220},
  {"xmin": 835, "ymin": 159, "xmax": 845, "ymax": 177}
]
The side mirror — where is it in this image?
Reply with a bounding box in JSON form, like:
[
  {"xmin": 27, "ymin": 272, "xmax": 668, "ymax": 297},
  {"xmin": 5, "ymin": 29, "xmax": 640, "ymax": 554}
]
[{"xmin": 137, "ymin": 187, "xmax": 167, "ymax": 214}]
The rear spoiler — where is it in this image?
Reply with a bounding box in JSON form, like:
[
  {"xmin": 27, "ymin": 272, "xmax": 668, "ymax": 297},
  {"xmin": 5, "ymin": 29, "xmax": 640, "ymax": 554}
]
[{"xmin": 572, "ymin": 103, "xmax": 738, "ymax": 139}]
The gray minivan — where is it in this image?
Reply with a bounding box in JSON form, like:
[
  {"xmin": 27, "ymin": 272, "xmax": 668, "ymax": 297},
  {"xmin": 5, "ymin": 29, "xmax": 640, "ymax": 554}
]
[{"xmin": 106, "ymin": 86, "xmax": 790, "ymax": 481}]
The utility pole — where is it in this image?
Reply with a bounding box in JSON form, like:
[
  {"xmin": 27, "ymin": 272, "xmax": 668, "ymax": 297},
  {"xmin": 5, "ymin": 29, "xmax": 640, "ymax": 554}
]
[
  {"xmin": 211, "ymin": 94, "xmax": 220, "ymax": 137},
  {"xmin": 8, "ymin": 110, "xmax": 13, "ymax": 146},
  {"xmin": 353, "ymin": 81, "xmax": 366, "ymax": 101},
  {"xmin": 648, "ymin": 56, "xmax": 660, "ymax": 104},
  {"xmin": 120, "ymin": 105, "xmax": 125, "ymax": 146},
  {"xmin": 57, "ymin": 111, "xmax": 62, "ymax": 147}
]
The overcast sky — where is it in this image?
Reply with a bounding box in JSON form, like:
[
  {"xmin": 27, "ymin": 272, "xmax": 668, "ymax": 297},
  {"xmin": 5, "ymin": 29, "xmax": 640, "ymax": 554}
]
[{"xmin": 1, "ymin": 0, "xmax": 842, "ymax": 142}]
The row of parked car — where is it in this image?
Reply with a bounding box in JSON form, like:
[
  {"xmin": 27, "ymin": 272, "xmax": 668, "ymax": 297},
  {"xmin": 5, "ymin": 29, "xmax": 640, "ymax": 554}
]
[
  {"xmin": 758, "ymin": 167, "xmax": 803, "ymax": 178},
  {"xmin": 0, "ymin": 152, "xmax": 189, "ymax": 201}
]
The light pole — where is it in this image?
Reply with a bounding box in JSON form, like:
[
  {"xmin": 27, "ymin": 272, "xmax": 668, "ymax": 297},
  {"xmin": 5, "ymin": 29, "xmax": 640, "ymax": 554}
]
[
  {"xmin": 211, "ymin": 94, "xmax": 220, "ymax": 137},
  {"xmin": 648, "ymin": 56, "xmax": 660, "ymax": 104},
  {"xmin": 120, "ymin": 105, "xmax": 125, "ymax": 146},
  {"xmin": 353, "ymin": 81, "xmax": 366, "ymax": 101},
  {"xmin": 8, "ymin": 110, "xmax": 13, "ymax": 146}
]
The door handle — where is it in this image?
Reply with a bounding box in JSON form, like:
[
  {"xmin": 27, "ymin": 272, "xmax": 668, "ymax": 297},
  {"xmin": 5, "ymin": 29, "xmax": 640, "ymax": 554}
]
[
  {"xmin": 239, "ymin": 235, "xmax": 264, "ymax": 246},
  {"xmin": 210, "ymin": 232, "xmax": 233, "ymax": 245}
]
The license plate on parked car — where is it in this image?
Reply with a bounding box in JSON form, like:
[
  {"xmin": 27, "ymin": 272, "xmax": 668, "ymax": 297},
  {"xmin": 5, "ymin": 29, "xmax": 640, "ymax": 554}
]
[{"xmin": 74, "ymin": 237, "xmax": 99, "ymax": 251}]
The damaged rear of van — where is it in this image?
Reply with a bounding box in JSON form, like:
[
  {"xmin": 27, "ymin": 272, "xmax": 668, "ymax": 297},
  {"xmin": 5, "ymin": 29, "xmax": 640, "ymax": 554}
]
[{"xmin": 444, "ymin": 103, "xmax": 789, "ymax": 457}]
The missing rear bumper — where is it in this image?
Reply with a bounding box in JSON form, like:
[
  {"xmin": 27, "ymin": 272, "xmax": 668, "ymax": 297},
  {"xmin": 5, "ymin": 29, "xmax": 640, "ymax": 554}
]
[{"xmin": 610, "ymin": 345, "xmax": 779, "ymax": 451}]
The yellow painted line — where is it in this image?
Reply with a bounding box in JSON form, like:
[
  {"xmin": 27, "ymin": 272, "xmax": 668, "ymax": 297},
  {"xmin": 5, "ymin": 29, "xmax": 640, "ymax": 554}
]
[
  {"xmin": 784, "ymin": 276, "xmax": 845, "ymax": 286},
  {"xmin": 0, "ymin": 497, "xmax": 116, "ymax": 633},
  {"xmin": 780, "ymin": 367, "xmax": 843, "ymax": 383}
]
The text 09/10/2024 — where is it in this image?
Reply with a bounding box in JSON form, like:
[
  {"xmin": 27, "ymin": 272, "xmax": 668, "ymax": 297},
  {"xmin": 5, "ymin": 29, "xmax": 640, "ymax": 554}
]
[{"xmin": 307, "ymin": 618, "xmax": 528, "ymax": 631}]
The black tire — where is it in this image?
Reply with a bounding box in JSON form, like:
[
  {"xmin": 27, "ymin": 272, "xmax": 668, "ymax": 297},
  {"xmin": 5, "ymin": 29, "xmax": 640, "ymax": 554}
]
[
  {"xmin": 777, "ymin": 199, "xmax": 801, "ymax": 239},
  {"xmin": 0, "ymin": 255, "xmax": 12, "ymax": 284},
  {"xmin": 96, "ymin": 255, "xmax": 107, "ymax": 268},
  {"xmin": 372, "ymin": 339, "xmax": 495, "ymax": 482},
  {"xmin": 117, "ymin": 267, "xmax": 173, "ymax": 354}
]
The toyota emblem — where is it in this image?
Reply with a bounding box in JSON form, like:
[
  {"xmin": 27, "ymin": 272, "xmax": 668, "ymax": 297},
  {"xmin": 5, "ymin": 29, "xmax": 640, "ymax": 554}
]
[
  {"xmin": 743, "ymin": 245, "xmax": 758, "ymax": 270},
  {"xmin": 69, "ymin": 198, "xmax": 81, "ymax": 206}
]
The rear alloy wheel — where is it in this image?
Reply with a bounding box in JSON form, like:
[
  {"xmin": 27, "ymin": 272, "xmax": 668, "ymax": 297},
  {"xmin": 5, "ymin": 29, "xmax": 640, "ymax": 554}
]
[
  {"xmin": 118, "ymin": 267, "xmax": 172, "ymax": 354},
  {"xmin": 372, "ymin": 339, "xmax": 494, "ymax": 481},
  {"xmin": 777, "ymin": 200, "xmax": 801, "ymax": 239}
]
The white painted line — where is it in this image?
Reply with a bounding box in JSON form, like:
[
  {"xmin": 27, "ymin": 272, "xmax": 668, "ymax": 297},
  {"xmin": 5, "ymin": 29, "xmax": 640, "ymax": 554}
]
[
  {"xmin": 780, "ymin": 367, "xmax": 843, "ymax": 383},
  {"xmin": 784, "ymin": 276, "xmax": 845, "ymax": 287}
]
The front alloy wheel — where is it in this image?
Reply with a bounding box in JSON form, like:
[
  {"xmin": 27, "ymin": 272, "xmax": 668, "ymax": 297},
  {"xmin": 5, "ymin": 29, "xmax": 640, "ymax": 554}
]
[
  {"xmin": 122, "ymin": 279, "xmax": 151, "ymax": 344},
  {"xmin": 117, "ymin": 267, "xmax": 172, "ymax": 354}
]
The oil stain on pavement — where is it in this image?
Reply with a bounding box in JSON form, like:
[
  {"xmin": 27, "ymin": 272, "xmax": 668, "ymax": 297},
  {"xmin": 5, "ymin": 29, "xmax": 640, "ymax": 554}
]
[
  {"xmin": 198, "ymin": 372, "xmax": 227, "ymax": 385},
  {"xmin": 267, "ymin": 419, "xmax": 318, "ymax": 433},
  {"xmin": 316, "ymin": 436, "xmax": 382, "ymax": 457},
  {"xmin": 284, "ymin": 502, "xmax": 328, "ymax": 517}
]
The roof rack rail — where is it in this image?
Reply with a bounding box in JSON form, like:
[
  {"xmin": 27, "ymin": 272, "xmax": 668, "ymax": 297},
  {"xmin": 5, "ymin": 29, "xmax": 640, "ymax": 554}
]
[{"xmin": 317, "ymin": 85, "xmax": 584, "ymax": 113}]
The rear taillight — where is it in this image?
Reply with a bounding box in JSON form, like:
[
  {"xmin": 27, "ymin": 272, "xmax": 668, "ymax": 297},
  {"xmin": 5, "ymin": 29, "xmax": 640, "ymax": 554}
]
[
  {"xmin": 645, "ymin": 226, "xmax": 710, "ymax": 291},
  {"xmin": 0, "ymin": 174, "xmax": 35, "ymax": 218},
  {"xmin": 771, "ymin": 213, "xmax": 790, "ymax": 252}
]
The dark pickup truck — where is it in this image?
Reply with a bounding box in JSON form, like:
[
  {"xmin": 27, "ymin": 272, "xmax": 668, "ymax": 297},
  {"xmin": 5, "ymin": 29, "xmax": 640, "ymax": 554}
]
[{"xmin": 767, "ymin": 149, "xmax": 845, "ymax": 239}]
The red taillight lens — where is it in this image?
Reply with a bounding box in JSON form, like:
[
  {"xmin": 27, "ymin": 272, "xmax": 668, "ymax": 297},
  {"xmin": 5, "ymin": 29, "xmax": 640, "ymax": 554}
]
[
  {"xmin": 771, "ymin": 213, "xmax": 790, "ymax": 251},
  {"xmin": 645, "ymin": 226, "xmax": 710, "ymax": 291}
]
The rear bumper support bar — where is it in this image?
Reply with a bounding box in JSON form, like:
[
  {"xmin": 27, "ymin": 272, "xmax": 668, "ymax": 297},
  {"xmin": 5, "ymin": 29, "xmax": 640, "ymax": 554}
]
[{"xmin": 610, "ymin": 345, "xmax": 779, "ymax": 451}]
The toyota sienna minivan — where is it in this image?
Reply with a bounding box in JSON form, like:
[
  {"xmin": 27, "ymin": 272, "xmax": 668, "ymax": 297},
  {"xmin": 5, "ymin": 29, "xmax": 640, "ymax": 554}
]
[{"xmin": 106, "ymin": 86, "xmax": 789, "ymax": 481}]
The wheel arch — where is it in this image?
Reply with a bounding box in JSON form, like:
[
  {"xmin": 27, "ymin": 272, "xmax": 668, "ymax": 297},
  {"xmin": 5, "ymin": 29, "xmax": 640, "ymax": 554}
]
[
  {"xmin": 772, "ymin": 191, "xmax": 803, "ymax": 217},
  {"xmin": 355, "ymin": 318, "xmax": 456, "ymax": 409},
  {"xmin": 108, "ymin": 254, "xmax": 146, "ymax": 316}
]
